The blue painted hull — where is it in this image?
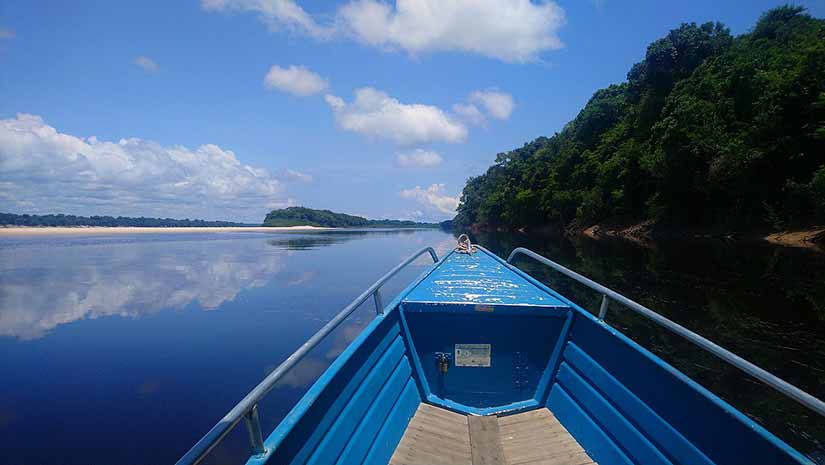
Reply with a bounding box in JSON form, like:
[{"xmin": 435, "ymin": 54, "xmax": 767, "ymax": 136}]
[{"xmin": 248, "ymin": 247, "xmax": 814, "ymax": 465}]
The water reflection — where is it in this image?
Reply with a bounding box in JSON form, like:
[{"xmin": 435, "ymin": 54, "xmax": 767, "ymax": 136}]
[
  {"xmin": 270, "ymin": 317, "xmax": 371, "ymax": 389},
  {"xmin": 0, "ymin": 231, "xmax": 421, "ymax": 340},
  {"xmin": 266, "ymin": 228, "xmax": 418, "ymax": 250},
  {"xmin": 474, "ymin": 230, "xmax": 825, "ymax": 460},
  {"xmin": 0, "ymin": 237, "xmax": 285, "ymax": 340},
  {"xmin": 0, "ymin": 229, "xmax": 456, "ymax": 465}
]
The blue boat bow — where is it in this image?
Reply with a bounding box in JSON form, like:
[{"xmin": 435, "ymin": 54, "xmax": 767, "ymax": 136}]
[{"xmin": 176, "ymin": 240, "xmax": 824, "ymax": 465}]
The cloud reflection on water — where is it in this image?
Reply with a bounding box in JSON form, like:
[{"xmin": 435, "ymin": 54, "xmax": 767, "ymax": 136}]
[
  {"xmin": 0, "ymin": 230, "xmax": 441, "ymax": 341},
  {"xmin": 0, "ymin": 237, "xmax": 288, "ymax": 340}
]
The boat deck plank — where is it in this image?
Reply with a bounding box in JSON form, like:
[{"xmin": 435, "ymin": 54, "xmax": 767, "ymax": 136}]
[
  {"xmin": 468, "ymin": 416, "xmax": 506, "ymax": 465},
  {"xmin": 499, "ymin": 409, "xmax": 596, "ymax": 465},
  {"xmin": 390, "ymin": 404, "xmax": 472, "ymax": 465},
  {"xmin": 389, "ymin": 405, "xmax": 596, "ymax": 465}
]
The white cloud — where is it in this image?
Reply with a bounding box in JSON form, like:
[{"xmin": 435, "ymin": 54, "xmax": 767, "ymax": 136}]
[
  {"xmin": 0, "ymin": 114, "xmax": 286, "ymax": 222},
  {"xmin": 452, "ymin": 103, "xmax": 485, "ymax": 125},
  {"xmin": 396, "ymin": 149, "xmax": 443, "ymax": 168},
  {"xmin": 401, "ymin": 210, "xmax": 425, "ymax": 220},
  {"xmin": 264, "ymin": 64, "xmax": 328, "ymax": 96},
  {"xmin": 325, "ymin": 87, "xmax": 466, "ymax": 145},
  {"xmin": 284, "ymin": 168, "xmax": 314, "ymax": 183},
  {"xmin": 470, "ymin": 90, "xmax": 514, "ymax": 120},
  {"xmin": 400, "ymin": 183, "xmax": 458, "ymax": 216},
  {"xmin": 201, "ymin": 0, "xmax": 332, "ymax": 38},
  {"xmin": 338, "ymin": 0, "xmax": 565, "ymax": 62},
  {"xmin": 324, "ymin": 94, "xmax": 345, "ymax": 110},
  {"xmin": 203, "ymin": 1, "xmax": 565, "ymax": 63},
  {"xmin": 0, "ymin": 28, "xmax": 14, "ymax": 39},
  {"xmin": 133, "ymin": 56, "xmax": 159, "ymax": 72}
]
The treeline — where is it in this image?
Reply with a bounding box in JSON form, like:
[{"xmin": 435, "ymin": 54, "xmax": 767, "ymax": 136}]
[
  {"xmin": 263, "ymin": 206, "xmax": 438, "ymax": 228},
  {"xmin": 455, "ymin": 7, "xmax": 825, "ymax": 232},
  {"xmin": 0, "ymin": 212, "xmax": 248, "ymax": 227}
]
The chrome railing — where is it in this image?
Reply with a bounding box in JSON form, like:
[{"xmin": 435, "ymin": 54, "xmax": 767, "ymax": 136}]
[
  {"xmin": 506, "ymin": 247, "xmax": 825, "ymax": 418},
  {"xmin": 175, "ymin": 247, "xmax": 439, "ymax": 465}
]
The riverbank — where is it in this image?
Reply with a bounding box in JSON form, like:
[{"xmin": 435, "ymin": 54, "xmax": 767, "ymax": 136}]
[
  {"xmin": 0, "ymin": 225, "xmax": 330, "ymax": 236},
  {"xmin": 582, "ymin": 222, "xmax": 825, "ymax": 251},
  {"xmin": 765, "ymin": 228, "xmax": 825, "ymax": 249}
]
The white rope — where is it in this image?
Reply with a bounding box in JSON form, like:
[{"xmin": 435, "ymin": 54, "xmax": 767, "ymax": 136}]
[{"xmin": 455, "ymin": 234, "xmax": 476, "ymax": 254}]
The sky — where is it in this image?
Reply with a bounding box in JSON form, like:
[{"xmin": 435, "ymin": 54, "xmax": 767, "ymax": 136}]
[{"xmin": 1, "ymin": 0, "xmax": 823, "ymax": 223}]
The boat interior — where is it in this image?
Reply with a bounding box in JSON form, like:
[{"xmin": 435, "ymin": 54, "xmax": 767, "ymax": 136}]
[{"xmin": 242, "ymin": 248, "xmax": 812, "ymax": 465}]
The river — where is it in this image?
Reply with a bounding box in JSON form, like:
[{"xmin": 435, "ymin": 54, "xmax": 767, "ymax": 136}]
[{"xmin": 0, "ymin": 229, "xmax": 822, "ymax": 464}]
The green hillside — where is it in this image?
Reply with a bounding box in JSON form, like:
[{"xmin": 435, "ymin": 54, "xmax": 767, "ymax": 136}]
[{"xmin": 454, "ymin": 7, "xmax": 825, "ymax": 233}]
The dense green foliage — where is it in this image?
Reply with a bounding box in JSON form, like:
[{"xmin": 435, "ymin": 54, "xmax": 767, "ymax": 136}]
[
  {"xmin": 263, "ymin": 206, "xmax": 437, "ymax": 228},
  {"xmin": 455, "ymin": 7, "xmax": 825, "ymax": 232},
  {"xmin": 0, "ymin": 212, "xmax": 248, "ymax": 227}
]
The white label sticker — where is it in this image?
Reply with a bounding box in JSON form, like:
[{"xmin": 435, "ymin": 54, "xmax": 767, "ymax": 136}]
[{"xmin": 455, "ymin": 344, "xmax": 491, "ymax": 367}]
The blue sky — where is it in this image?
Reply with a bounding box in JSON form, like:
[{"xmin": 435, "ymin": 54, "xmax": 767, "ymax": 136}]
[{"xmin": 1, "ymin": 0, "xmax": 823, "ymax": 223}]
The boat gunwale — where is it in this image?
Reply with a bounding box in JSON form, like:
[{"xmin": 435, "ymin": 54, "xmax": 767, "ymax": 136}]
[
  {"xmin": 244, "ymin": 248, "xmax": 449, "ymax": 465},
  {"xmin": 179, "ymin": 243, "xmax": 819, "ymax": 465},
  {"xmin": 487, "ymin": 245, "xmax": 815, "ymax": 464},
  {"xmin": 175, "ymin": 246, "xmax": 442, "ymax": 465}
]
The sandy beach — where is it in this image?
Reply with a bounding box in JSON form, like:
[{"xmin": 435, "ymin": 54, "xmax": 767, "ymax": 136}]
[
  {"xmin": 0, "ymin": 226, "xmax": 330, "ymax": 236},
  {"xmin": 764, "ymin": 227, "xmax": 825, "ymax": 250}
]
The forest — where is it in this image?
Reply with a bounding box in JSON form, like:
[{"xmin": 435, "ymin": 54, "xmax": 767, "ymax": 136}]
[
  {"xmin": 0, "ymin": 212, "xmax": 248, "ymax": 227},
  {"xmin": 263, "ymin": 206, "xmax": 438, "ymax": 228},
  {"xmin": 454, "ymin": 7, "xmax": 825, "ymax": 234}
]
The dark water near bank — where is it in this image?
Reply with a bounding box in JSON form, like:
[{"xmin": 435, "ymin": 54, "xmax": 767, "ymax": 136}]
[
  {"xmin": 0, "ymin": 229, "xmax": 823, "ymax": 464},
  {"xmin": 475, "ymin": 230, "xmax": 825, "ymax": 464}
]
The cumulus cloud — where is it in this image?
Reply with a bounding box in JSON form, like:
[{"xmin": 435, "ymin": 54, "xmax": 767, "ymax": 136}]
[
  {"xmin": 0, "ymin": 28, "xmax": 14, "ymax": 39},
  {"xmin": 470, "ymin": 90, "xmax": 514, "ymax": 120},
  {"xmin": 452, "ymin": 103, "xmax": 485, "ymax": 126},
  {"xmin": 203, "ymin": 1, "xmax": 565, "ymax": 63},
  {"xmin": 399, "ymin": 183, "xmax": 458, "ymax": 216},
  {"xmin": 396, "ymin": 149, "xmax": 443, "ymax": 168},
  {"xmin": 325, "ymin": 88, "xmax": 466, "ymax": 145},
  {"xmin": 201, "ymin": 0, "xmax": 332, "ymax": 38},
  {"xmin": 264, "ymin": 64, "xmax": 328, "ymax": 96},
  {"xmin": 133, "ymin": 56, "xmax": 159, "ymax": 72},
  {"xmin": 0, "ymin": 114, "xmax": 286, "ymax": 222},
  {"xmin": 284, "ymin": 168, "xmax": 314, "ymax": 183},
  {"xmin": 338, "ymin": 0, "xmax": 565, "ymax": 62},
  {"xmin": 402, "ymin": 210, "xmax": 425, "ymax": 221}
]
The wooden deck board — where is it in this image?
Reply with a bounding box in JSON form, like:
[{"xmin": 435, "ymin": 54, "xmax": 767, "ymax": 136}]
[
  {"xmin": 390, "ymin": 404, "xmax": 472, "ymax": 465},
  {"xmin": 499, "ymin": 409, "xmax": 596, "ymax": 465},
  {"xmin": 468, "ymin": 416, "xmax": 506, "ymax": 465},
  {"xmin": 389, "ymin": 405, "xmax": 596, "ymax": 465}
]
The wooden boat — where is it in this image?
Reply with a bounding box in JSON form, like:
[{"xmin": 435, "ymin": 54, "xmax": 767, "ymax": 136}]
[{"xmin": 177, "ymin": 237, "xmax": 824, "ymax": 465}]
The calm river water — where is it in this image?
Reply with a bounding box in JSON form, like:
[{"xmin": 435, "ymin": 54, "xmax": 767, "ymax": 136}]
[{"xmin": 1, "ymin": 229, "xmax": 823, "ymax": 464}]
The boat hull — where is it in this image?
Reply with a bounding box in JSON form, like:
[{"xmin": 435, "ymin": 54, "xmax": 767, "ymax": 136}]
[{"xmin": 248, "ymin": 247, "xmax": 813, "ymax": 465}]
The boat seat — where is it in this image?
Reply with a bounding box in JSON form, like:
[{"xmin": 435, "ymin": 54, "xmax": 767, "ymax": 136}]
[{"xmin": 390, "ymin": 403, "xmax": 597, "ymax": 465}]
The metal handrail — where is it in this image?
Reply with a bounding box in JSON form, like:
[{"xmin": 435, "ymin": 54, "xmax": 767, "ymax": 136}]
[
  {"xmin": 175, "ymin": 247, "xmax": 439, "ymax": 465},
  {"xmin": 506, "ymin": 247, "xmax": 825, "ymax": 418}
]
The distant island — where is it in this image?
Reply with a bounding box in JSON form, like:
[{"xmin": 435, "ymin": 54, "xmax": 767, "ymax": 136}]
[
  {"xmin": 454, "ymin": 7, "xmax": 825, "ymax": 243},
  {"xmin": 1, "ymin": 208, "xmax": 450, "ymax": 231},
  {"xmin": 263, "ymin": 207, "xmax": 442, "ymax": 229},
  {"xmin": 0, "ymin": 212, "xmax": 251, "ymax": 228}
]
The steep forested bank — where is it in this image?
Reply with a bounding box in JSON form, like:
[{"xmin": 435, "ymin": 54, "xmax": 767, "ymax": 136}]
[{"xmin": 454, "ymin": 7, "xmax": 825, "ymax": 237}]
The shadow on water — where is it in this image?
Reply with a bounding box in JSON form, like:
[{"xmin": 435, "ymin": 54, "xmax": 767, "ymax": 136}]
[
  {"xmin": 471, "ymin": 230, "xmax": 825, "ymax": 463},
  {"xmin": 266, "ymin": 228, "xmax": 419, "ymax": 250}
]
